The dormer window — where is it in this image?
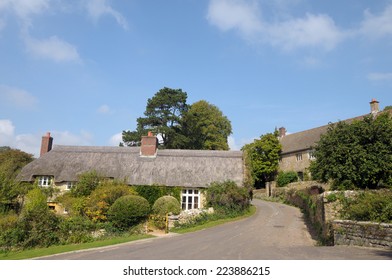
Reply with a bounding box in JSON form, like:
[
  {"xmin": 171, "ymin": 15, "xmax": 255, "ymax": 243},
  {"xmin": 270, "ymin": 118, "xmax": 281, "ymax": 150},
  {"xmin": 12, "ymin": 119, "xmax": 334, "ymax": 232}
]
[{"xmin": 38, "ymin": 176, "xmax": 53, "ymax": 187}]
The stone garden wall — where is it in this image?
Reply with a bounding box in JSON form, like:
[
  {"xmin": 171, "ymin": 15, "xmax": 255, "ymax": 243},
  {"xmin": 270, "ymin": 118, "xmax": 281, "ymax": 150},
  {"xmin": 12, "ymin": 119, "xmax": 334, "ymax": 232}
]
[
  {"xmin": 271, "ymin": 182, "xmax": 392, "ymax": 248},
  {"xmin": 333, "ymin": 220, "xmax": 392, "ymax": 249}
]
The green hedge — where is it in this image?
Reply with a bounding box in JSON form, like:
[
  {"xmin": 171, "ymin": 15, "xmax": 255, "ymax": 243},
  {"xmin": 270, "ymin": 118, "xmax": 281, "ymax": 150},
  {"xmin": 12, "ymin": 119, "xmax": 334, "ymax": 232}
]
[
  {"xmin": 276, "ymin": 171, "xmax": 298, "ymax": 187},
  {"xmin": 107, "ymin": 195, "xmax": 150, "ymax": 230},
  {"xmin": 133, "ymin": 185, "xmax": 181, "ymax": 206}
]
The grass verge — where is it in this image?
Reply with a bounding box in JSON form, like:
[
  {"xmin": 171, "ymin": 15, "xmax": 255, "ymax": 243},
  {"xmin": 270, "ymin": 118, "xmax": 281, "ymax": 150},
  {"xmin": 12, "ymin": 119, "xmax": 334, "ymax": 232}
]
[
  {"xmin": 0, "ymin": 234, "xmax": 153, "ymax": 260},
  {"xmin": 171, "ymin": 205, "xmax": 257, "ymax": 234}
]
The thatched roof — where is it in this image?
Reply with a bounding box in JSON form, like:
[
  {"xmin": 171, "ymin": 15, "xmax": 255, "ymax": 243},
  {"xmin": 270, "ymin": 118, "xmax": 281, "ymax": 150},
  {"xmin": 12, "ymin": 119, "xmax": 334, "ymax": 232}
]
[{"xmin": 18, "ymin": 145, "xmax": 244, "ymax": 188}]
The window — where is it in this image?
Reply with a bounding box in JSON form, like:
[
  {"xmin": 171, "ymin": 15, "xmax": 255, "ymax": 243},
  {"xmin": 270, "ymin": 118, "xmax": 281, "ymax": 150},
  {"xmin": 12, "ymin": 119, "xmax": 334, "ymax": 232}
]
[
  {"xmin": 38, "ymin": 176, "xmax": 52, "ymax": 187},
  {"xmin": 181, "ymin": 188, "xmax": 200, "ymax": 210},
  {"xmin": 308, "ymin": 151, "xmax": 315, "ymax": 160},
  {"xmin": 66, "ymin": 182, "xmax": 75, "ymax": 191},
  {"xmin": 296, "ymin": 153, "xmax": 303, "ymax": 161}
]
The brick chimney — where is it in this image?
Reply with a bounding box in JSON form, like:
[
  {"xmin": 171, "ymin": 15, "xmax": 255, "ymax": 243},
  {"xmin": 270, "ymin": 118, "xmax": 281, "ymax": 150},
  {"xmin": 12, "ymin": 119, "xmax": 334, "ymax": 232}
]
[
  {"xmin": 40, "ymin": 132, "xmax": 53, "ymax": 157},
  {"xmin": 140, "ymin": 131, "xmax": 158, "ymax": 157},
  {"xmin": 370, "ymin": 98, "xmax": 380, "ymax": 115},
  {"xmin": 278, "ymin": 127, "xmax": 287, "ymax": 138}
]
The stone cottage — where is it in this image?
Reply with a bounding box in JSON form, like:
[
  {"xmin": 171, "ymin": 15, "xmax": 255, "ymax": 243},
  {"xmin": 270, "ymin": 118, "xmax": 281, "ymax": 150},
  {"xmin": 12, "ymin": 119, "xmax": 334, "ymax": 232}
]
[
  {"xmin": 18, "ymin": 132, "xmax": 245, "ymax": 213},
  {"xmin": 278, "ymin": 99, "xmax": 390, "ymax": 179}
]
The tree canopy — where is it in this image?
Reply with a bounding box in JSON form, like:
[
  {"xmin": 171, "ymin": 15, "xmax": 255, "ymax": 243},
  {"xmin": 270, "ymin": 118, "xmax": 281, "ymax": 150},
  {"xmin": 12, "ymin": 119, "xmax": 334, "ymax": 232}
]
[
  {"xmin": 242, "ymin": 131, "xmax": 282, "ymax": 188},
  {"xmin": 122, "ymin": 88, "xmax": 232, "ymax": 150},
  {"xmin": 180, "ymin": 100, "xmax": 232, "ymax": 150},
  {"xmin": 309, "ymin": 112, "xmax": 392, "ymax": 189},
  {"xmin": 122, "ymin": 87, "xmax": 188, "ymax": 148},
  {"xmin": 0, "ymin": 147, "xmax": 34, "ymax": 212}
]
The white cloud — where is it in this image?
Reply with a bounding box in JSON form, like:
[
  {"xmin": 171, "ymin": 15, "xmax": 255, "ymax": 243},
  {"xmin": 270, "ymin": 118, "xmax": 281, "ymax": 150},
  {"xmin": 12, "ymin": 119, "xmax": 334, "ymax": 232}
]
[
  {"xmin": 0, "ymin": 119, "xmax": 39, "ymax": 156},
  {"xmin": 0, "ymin": 119, "xmax": 15, "ymax": 138},
  {"xmin": 109, "ymin": 132, "xmax": 122, "ymax": 146},
  {"xmin": 360, "ymin": 4, "xmax": 392, "ymax": 38},
  {"xmin": 0, "ymin": 85, "xmax": 38, "ymax": 108},
  {"xmin": 367, "ymin": 72, "xmax": 392, "ymax": 81},
  {"xmin": 0, "ymin": 0, "xmax": 49, "ymax": 19},
  {"xmin": 24, "ymin": 35, "xmax": 81, "ymax": 63},
  {"xmin": 0, "ymin": 119, "xmax": 95, "ymax": 157},
  {"xmin": 52, "ymin": 130, "xmax": 94, "ymax": 146},
  {"xmin": 267, "ymin": 13, "xmax": 344, "ymax": 51},
  {"xmin": 85, "ymin": 0, "xmax": 128, "ymax": 30},
  {"xmin": 228, "ymin": 135, "xmax": 254, "ymax": 151},
  {"xmin": 97, "ymin": 104, "xmax": 111, "ymax": 114},
  {"xmin": 207, "ymin": 0, "xmax": 345, "ymax": 51},
  {"xmin": 207, "ymin": 0, "xmax": 262, "ymax": 37}
]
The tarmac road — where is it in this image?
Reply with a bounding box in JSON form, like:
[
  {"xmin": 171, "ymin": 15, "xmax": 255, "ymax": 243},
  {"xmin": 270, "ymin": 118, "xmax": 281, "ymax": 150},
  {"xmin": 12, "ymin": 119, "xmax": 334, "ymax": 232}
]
[{"xmin": 39, "ymin": 199, "xmax": 392, "ymax": 260}]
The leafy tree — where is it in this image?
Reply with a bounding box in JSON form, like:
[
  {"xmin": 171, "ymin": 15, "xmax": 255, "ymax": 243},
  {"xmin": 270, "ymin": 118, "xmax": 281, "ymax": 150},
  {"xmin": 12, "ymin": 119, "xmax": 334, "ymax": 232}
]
[
  {"xmin": 0, "ymin": 147, "xmax": 34, "ymax": 212},
  {"xmin": 179, "ymin": 100, "xmax": 232, "ymax": 150},
  {"xmin": 122, "ymin": 87, "xmax": 188, "ymax": 148},
  {"xmin": 242, "ymin": 131, "xmax": 282, "ymax": 188},
  {"xmin": 310, "ymin": 112, "xmax": 392, "ymax": 189}
]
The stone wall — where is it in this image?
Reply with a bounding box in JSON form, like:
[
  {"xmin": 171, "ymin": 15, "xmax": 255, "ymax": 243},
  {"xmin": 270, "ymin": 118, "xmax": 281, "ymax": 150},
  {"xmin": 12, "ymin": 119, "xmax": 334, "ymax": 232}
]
[
  {"xmin": 272, "ymin": 184, "xmax": 392, "ymax": 248},
  {"xmin": 333, "ymin": 220, "xmax": 392, "ymax": 249}
]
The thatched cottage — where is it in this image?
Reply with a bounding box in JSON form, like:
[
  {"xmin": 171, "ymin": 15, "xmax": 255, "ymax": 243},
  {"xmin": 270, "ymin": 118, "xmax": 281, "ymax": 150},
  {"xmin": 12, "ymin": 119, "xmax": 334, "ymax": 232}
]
[
  {"xmin": 18, "ymin": 132, "xmax": 245, "ymax": 212},
  {"xmin": 278, "ymin": 99, "xmax": 390, "ymax": 179}
]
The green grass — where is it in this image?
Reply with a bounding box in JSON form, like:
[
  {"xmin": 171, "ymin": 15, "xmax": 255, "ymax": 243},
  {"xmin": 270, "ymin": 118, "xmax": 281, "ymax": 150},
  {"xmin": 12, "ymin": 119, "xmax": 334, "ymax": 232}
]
[
  {"xmin": 0, "ymin": 234, "xmax": 153, "ymax": 260},
  {"xmin": 171, "ymin": 205, "xmax": 257, "ymax": 234}
]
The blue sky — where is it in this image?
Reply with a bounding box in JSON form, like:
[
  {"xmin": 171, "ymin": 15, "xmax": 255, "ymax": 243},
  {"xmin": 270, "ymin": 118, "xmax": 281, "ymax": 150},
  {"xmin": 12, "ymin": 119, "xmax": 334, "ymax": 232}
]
[{"xmin": 1, "ymin": 0, "xmax": 392, "ymax": 157}]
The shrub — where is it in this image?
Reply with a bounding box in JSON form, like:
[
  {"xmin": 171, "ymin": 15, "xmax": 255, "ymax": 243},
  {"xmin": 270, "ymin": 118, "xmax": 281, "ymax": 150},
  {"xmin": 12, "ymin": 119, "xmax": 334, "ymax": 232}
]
[
  {"xmin": 85, "ymin": 180, "xmax": 137, "ymax": 222},
  {"xmin": 339, "ymin": 190, "xmax": 392, "ymax": 223},
  {"xmin": 58, "ymin": 216, "xmax": 98, "ymax": 244},
  {"xmin": 0, "ymin": 213, "xmax": 19, "ymax": 250},
  {"xmin": 152, "ymin": 196, "xmax": 181, "ymax": 216},
  {"xmin": 17, "ymin": 188, "xmax": 60, "ymax": 248},
  {"xmin": 107, "ymin": 195, "xmax": 150, "ymax": 230},
  {"xmin": 206, "ymin": 181, "xmax": 250, "ymax": 215},
  {"xmin": 276, "ymin": 171, "xmax": 298, "ymax": 187},
  {"xmin": 152, "ymin": 196, "xmax": 181, "ymax": 230},
  {"xmin": 71, "ymin": 170, "xmax": 101, "ymax": 197},
  {"xmin": 133, "ymin": 185, "xmax": 181, "ymax": 206}
]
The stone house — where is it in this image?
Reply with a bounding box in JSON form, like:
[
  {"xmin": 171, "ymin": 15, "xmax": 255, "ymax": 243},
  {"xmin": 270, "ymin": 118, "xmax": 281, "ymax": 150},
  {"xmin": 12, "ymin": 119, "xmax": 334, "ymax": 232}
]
[
  {"xmin": 18, "ymin": 132, "xmax": 245, "ymax": 213},
  {"xmin": 278, "ymin": 99, "xmax": 389, "ymax": 180}
]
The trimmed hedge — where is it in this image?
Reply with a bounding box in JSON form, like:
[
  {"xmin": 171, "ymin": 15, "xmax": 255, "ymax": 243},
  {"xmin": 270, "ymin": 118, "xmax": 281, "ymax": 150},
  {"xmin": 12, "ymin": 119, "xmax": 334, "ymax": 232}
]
[
  {"xmin": 152, "ymin": 196, "xmax": 181, "ymax": 216},
  {"xmin": 107, "ymin": 195, "xmax": 150, "ymax": 230}
]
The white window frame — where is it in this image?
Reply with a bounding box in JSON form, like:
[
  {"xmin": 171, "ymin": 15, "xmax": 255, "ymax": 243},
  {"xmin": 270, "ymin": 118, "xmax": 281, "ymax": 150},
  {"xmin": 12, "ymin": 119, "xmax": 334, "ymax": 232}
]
[
  {"xmin": 66, "ymin": 182, "xmax": 75, "ymax": 191},
  {"xmin": 181, "ymin": 188, "xmax": 200, "ymax": 210},
  {"xmin": 38, "ymin": 176, "xmax": 53, "ymax": 187},
  {"xmin": 308, "ymin": 151, "xmax": 315, "ymax": 160},
  {"xmin": 296, "ymin": 153, "xmax": 303, "ymax": 161}
]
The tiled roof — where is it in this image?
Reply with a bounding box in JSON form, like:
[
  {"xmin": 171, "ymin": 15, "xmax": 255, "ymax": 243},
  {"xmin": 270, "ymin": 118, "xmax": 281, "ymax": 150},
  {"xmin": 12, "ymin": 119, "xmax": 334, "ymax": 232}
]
[{"xmin": 279, "ymin": 113, "xmax": 380, "ymax": 154}]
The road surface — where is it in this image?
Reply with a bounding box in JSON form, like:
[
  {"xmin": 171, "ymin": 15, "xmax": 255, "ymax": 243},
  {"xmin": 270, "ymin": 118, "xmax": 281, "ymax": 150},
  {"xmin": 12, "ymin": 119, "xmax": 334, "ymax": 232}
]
[{"xmin": 39, "ymin": 199, "xmax": 392, "ymax": 260}]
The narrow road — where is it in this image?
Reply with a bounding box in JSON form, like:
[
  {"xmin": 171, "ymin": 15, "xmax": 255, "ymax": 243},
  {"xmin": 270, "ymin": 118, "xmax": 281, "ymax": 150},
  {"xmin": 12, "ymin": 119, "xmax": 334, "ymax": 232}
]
[{"xmin": 39, "ymin": 200, "xmax": 392, "ymax": 260}]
